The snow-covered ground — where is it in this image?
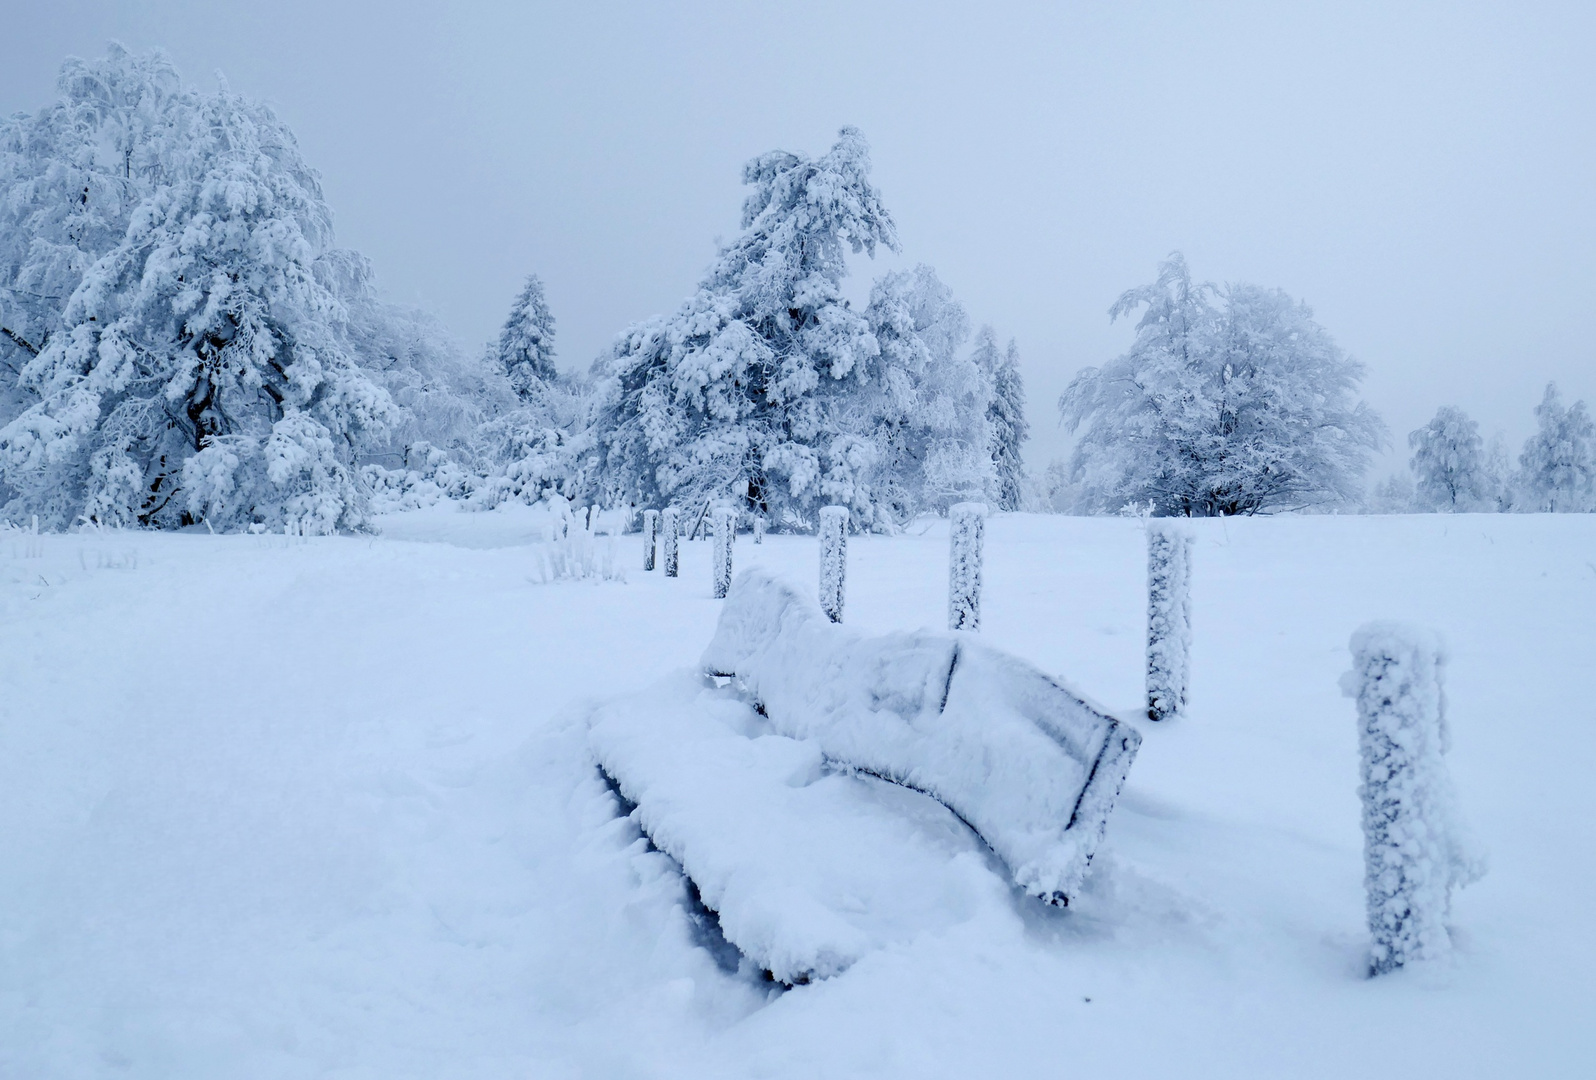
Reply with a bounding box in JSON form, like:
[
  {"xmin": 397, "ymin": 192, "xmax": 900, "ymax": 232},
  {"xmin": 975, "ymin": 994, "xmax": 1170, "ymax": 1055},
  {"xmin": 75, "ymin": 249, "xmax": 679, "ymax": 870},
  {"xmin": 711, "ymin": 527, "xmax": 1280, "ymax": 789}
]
[{"xmin": 2, "ymin": 508, "xmax": 1592, "ymax": 1078}]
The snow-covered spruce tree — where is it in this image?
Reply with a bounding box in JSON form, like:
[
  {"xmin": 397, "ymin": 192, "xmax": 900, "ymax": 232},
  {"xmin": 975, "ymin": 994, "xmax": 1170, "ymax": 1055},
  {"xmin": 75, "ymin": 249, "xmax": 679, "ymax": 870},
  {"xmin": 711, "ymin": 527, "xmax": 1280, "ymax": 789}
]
[
  {"xmin": 1408, "ymin": 406, "xmax": 1495, "ymax": 512},
  {"xmin": 819, "ymin": 504, "xmax": 848, "ymax": 623},
  {"xmin": 972, "ymin": 327, "xmax": 1028, "ymax": 511},
  {"xmin": 1344, "ymin": 622, "xmax": 1485, "ymax": 974},
  {"xmin": 497, "ymin": 274, "xmax": 557, "ymax": 403},
  {"xmin": 857, "ymin": 265, "xmax": 992, "ymax": 524},
  {"xmin": 0, "ymin": 46, "xmax": 398, "ymax": 531},
  {"xmin": 1059, "ymin": 254, "xmax": 1385, "ymax": 516},
  {"xmin": 586, "ymin": 128, "xmax": 896, "ymax": 529},
  {"xmin": 1517, "ymin": 383, "xmax": 1596, "ymax": 513},
  {"xmin": 948, "ymin": 502, "xmax": 984, "ymax": 631},
  {"xmin": 1146, "ymin": 520, "xmax": 1193, "ymax": 721}
]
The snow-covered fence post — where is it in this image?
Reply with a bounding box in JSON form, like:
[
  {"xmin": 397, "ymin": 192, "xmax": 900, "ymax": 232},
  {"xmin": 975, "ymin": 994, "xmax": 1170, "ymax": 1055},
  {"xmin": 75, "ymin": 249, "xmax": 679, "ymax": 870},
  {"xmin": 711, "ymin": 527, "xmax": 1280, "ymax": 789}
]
[
  {"xmin": 819, "ymin": 505, "xmax": 848, "ymax": 623},
  {"xmin": 1345, "ymin": 623, "xmax": 1485, "ymax": 976},
  {"xmin": 948, "ymin": 502, "xmax": 985, "ymax": 631},
  {"xmin": 661, "ymin": 507, "xmax": 680, "ymax": 578},
  {"xmin": 753, "ymin": 516, "xmax": 765, "ymax": 545},
  {"xmin": 642, "ymin": 509, "xmax": 659, "ymax": 571},
  {"xmin": 711, "ymin": 506, "xmax": 736, "ymax": 598},
  {"xmin": 1145, "ymin": 520, "xmax": 1194, "ymax": 721}
]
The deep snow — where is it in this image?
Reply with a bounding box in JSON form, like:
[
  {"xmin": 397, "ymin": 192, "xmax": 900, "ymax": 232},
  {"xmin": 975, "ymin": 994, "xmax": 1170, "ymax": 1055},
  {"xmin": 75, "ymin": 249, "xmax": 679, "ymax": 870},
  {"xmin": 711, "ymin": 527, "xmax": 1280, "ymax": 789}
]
[{"xmin": 2, "ymin": 508, "xmax": 1593, "ymax": 1077}]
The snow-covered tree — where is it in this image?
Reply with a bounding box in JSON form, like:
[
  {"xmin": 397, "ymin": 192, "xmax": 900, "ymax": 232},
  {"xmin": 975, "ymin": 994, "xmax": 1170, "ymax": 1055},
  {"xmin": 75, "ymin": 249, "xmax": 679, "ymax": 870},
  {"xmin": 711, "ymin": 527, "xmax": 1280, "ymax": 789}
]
[
  {"xmin": 1059, "ymin": 254, "xmax": 1385, "ymax": 516},
  {"xmin": 587, "ymin": 128, "xmax": 896, "ymax": 528},
  {"xmin": 0, "ymin": 46, "xmax": 403, "ymax": 531},
  {"xmin": 1517, "ymin": 382, "xmax": 1596, "ymax": 513},
  {"xmin": 1409, "ymin": 406, "xmax": 1493, "ymax": 512},
  {"xmin": 496, "ymin": 274, "xmax": 557, "ymax": 402},
  {"xmin": 973, "ymin": 328, "xmax": 1027, "ymax": 511}
]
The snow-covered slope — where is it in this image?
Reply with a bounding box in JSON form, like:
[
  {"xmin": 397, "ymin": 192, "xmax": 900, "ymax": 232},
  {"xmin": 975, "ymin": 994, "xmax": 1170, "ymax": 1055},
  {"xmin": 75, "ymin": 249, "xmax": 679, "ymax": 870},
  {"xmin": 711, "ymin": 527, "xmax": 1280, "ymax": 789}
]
[{"xmin": 1, "ymin": 508, "xmax": 1592, "ymax": 1078}]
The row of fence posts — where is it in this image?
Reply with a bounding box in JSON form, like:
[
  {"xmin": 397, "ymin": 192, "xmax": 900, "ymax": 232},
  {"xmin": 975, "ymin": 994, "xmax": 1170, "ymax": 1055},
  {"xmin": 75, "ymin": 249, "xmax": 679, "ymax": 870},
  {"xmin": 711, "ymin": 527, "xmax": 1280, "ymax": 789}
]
[{"xmin": 631, "ymin": 501, "xmax": 1476, "ymax": 975}]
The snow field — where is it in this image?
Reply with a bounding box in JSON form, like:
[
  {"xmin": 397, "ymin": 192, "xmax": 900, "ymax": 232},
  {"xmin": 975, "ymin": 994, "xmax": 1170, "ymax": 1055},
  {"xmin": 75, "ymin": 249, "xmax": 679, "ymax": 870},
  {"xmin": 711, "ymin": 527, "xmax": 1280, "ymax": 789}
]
[{"xmin": 1, "ymin": 507, "xmax": 1593, "ymax": 1077}]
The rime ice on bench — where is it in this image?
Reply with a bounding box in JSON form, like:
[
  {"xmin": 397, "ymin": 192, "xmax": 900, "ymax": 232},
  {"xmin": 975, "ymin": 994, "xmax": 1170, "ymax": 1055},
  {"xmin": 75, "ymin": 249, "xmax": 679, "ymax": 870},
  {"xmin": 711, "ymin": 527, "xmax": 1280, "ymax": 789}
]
[
  {"xmin": 1345, "ymin": 622, "xmax": 1486, "ymax": 975},
  {"xmin": 1146, "ymin": 520, "xmax": 1193, "ymax": 721},
  {"xmin": 704, "ymin": 569, "xmax": 1139, "ymax": 905}
]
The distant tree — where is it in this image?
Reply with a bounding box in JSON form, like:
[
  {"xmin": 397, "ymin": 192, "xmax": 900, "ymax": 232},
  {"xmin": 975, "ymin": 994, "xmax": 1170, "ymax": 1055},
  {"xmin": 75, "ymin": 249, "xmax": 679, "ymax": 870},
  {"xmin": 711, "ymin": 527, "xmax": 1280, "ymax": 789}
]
[
  {"xmin": 497, "ymin": 274, "xmax": 557, "ymax": 401},
  {"xmin": 1517, "ymin": 382, "xmax": 1596, "ymax": 512},
  {"xmin": 587, "ymin": 128, "xmax": 896, "ymax": 526},
  {"xmin": 1059, "ymin": 254, "xmax": 1385, "ymax": 516},
  {"xmin": 1409, "ymin": 406, "xmax": 1493, "ymax": 511},
  {"xmin": 972, "ymin": 328, "xmax": 1028, "ymax": 511}
]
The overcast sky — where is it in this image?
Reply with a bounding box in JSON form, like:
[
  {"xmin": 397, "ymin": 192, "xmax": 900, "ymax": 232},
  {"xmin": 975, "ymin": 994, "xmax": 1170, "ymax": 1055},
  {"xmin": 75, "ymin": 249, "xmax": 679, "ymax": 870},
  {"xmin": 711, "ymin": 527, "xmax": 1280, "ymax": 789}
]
[{"xmin": 5, "ymin": 0, "xmax": 1592, "ymax": 472}]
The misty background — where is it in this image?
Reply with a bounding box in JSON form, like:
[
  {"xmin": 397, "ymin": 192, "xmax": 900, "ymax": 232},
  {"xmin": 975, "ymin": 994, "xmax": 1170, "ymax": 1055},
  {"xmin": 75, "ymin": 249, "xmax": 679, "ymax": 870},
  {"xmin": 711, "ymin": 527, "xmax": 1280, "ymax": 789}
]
[{"xmin": 5, "ymin": 0, "xmax": 1590, "ymax": 474}]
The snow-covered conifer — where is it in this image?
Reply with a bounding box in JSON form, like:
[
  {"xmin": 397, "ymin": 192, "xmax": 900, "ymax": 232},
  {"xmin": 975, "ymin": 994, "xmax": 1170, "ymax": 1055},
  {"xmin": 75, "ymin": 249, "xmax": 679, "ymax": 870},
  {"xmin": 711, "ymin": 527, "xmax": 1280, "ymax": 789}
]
[
  {"xmin": 661, "ymin": 506, "xmax": 679, "ymax": 577},
  {"xmin": 1344, "ymin": 622, "xmax": 1485, "ymax": 974},
  {"xmin": 496, "ymin": 275, "xmax": 557, "ymax": 403},
  {"xmin": 1409, "ymin": 406, "xmax": 1493, "ymax": 512},
  {"xmin": 642, "ymin": 508, "xmax": 659, "ymax": 570},
  {"xmin": 1146, "ymin": 520, "xmax": 1193, "ymax": 721},
  {"xmin": 1060, "ymin": 255, "xmax": 1384, "ymax": 516},
  {"xmin": 819, "ymin": 504, "xmax": 848, "ymax": 623},
  {"xmin": 587, "ymin": 129, "xmax": 896, "ymax": 527},
  {"xmin": 948, "ymin": 502, "xmax": 985, "ymax": 631},
  {"xmin": 1517, "ymin": 383, "xmax": 1596, "ymax": 512},
  {"xmin": 972, "ymin": 328, "xmax": 1028, "ymax": 511}
]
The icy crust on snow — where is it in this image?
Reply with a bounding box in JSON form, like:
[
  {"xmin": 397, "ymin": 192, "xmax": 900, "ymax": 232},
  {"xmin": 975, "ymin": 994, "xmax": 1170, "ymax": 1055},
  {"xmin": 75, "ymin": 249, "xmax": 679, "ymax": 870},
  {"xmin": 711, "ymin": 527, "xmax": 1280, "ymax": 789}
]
[
  {"xmin": 702, "ymin": 568, "xmax": 1141, "ymax": 904},
  {"xmin": 587, "ymin": 671, "xmax": 1001, "ymax": 984}
]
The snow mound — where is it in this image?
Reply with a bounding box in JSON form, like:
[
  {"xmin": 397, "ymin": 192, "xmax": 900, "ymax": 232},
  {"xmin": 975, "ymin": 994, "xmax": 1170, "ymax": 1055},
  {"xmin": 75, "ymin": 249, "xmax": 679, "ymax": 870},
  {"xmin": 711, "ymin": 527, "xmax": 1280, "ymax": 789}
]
[
  {"xmin": 587, "ymin": 671, "xmax": 1002, "ymax": 984},
  {"xmin": 701, "ymin": 568, "xmax": 1141, "ymax": 904}
]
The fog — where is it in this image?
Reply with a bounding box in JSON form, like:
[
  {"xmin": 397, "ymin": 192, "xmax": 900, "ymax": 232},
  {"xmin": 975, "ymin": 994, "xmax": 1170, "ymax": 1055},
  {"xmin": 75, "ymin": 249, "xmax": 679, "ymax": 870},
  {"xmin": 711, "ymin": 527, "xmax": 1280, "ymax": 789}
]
[{"xmin": 5, "ymin": 0, "xmax": 1592, "ymax": 472}]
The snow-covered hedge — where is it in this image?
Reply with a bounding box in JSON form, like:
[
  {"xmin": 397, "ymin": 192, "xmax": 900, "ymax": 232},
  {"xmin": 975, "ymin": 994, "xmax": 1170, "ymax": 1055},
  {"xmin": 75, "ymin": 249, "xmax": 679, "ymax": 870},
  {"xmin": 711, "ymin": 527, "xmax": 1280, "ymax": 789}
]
[
  {"xmin": 702, "ymin": 568, "xmax": 1140, "ymax": 904},
  {"xmin": 1343, "ymin": 622, "xmax": 1486, "ymax": 974}
]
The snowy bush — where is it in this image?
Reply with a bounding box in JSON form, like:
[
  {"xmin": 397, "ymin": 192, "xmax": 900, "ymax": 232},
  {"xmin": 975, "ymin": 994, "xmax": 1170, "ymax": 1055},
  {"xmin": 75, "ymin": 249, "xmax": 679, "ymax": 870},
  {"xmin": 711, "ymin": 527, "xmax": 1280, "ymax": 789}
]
[
  {"xmin": 528, "ymin": 509, "xmax": 624, "ymax": 584},
  {"xmin": 1343, "ymin": 622, "xmax": 1485, "ymax": 974},
  {"xmin": 1146, "ymin": 520, "xmax": 1194, "ymax": 721},
  {"xmin": 819, "ymin": 505, "xmax": 848, "ymax": 623},
  {"xmin": 362, "ymin": 442, "xmax": 474, "ymax": 513},
  {"xmin": 948, "ymin": 502, "xmax": 984, "ymax": 631},
  {"xmin": 1059, "ymin": 254, "xmax": 1385, "ymax": 516}
]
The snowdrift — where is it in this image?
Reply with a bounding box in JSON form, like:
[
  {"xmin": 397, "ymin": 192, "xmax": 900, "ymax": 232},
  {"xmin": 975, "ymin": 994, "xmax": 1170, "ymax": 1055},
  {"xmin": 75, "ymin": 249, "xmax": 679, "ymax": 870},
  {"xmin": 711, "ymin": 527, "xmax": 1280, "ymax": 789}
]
[{"xmin": 589, "ymin": 568, "xmax": 1140, "ymax": 981}]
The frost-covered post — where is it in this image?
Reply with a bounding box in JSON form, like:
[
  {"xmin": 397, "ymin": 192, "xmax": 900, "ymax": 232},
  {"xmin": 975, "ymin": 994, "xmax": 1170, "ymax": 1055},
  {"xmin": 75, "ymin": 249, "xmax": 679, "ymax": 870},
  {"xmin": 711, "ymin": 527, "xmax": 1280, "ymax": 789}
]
[
  {"xmin": 819, "ymin": 505, "xmax": 848, "ymax": 623},
  {"xmin": 948, "ymin": 502, "xmax": 985, "ymax": 631},
  {"xmin": 642, "ymin": 509, "xmax": 659, "ymax": 571},
  {"xmin": 661, "ymin": 507, "xmax": 680, "ymax": 578},
  {"xmin": 753, "ymin": 516, "xmax": 765, "ymax": 545},
  {"xmin": 1145, "ymin": 520, "xmax": 1194, "ymax": 722},
  {"xmin": 1345, "ymin": 623, "xmax": 1485, "ymax": 976},
  {"xmin": 711, "ymin": 506, "xmax": 736, "ymax": 598}
]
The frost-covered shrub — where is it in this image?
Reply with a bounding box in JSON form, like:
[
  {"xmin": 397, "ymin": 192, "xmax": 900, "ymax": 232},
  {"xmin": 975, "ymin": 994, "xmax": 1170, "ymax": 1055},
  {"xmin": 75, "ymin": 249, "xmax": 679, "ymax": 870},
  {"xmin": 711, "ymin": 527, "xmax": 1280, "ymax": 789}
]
[
  {"xmin": 528, "ymin": 509, "xmax": 624, "ymax": 584},
  {"xmin": 1146, "ymin": 520, "xmax": 1193, "ymax": 721},
  {"xmin": 711, "ymin": 506, "xmax": 736, "ymax": 599},
  {"xmin": 361, "ymin": 442, "xmax": 474, "ymax": 513},
  {"xmin": 819, "ymin": 505, "xmax": 848, "ymax": 623},
  {"xmin": 948, "ymin": 502, "xmax": 984, "ymax": 631},
  {"xmin": 1343, "ymin": 622, "xmax": 1486, "ymax": 974}
]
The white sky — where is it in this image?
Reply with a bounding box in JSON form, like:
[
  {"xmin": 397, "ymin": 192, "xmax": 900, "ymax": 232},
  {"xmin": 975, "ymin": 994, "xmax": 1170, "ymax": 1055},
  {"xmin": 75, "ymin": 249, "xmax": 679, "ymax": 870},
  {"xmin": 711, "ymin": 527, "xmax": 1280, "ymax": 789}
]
[{"xmin": 4, "ymin": 0, "xmax": 1593, "ymax": 473}]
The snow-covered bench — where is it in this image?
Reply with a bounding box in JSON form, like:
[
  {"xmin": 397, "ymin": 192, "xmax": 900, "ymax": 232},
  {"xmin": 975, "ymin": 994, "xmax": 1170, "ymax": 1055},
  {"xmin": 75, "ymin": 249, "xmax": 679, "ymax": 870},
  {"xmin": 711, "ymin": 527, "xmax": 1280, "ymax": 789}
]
[{"xmin": 588, "ymin": 568, "xmax": 1140, "ymax": 982}]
